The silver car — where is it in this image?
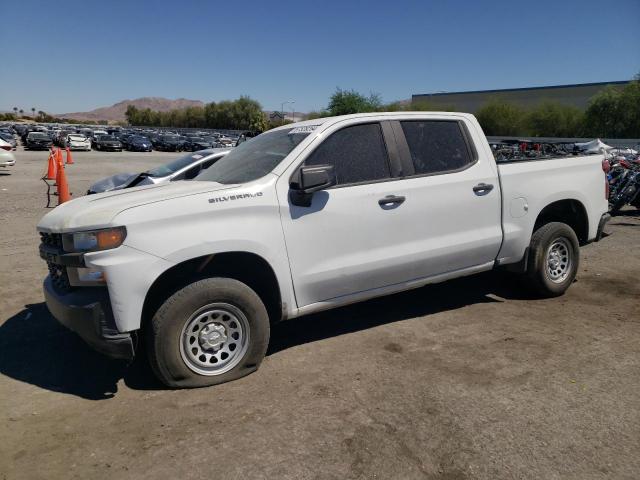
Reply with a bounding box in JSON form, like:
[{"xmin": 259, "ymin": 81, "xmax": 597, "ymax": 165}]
[{"xmin": 87, "ymin": 148, "xmax": 230, "ymax": 194}]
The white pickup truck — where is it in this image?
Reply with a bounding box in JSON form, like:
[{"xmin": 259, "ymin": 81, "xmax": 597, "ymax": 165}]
[{"xmin": 37, "ymin": 112, "xmax": 610, "ymax": 388}]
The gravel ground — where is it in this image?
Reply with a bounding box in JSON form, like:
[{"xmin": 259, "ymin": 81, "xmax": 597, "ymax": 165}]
[{"xmin": 0, "ymin": 148, "xmax": 639, "ymax": 480}]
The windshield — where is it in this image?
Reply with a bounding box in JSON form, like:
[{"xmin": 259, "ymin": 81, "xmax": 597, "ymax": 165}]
[
  {"xmin": 30, "ymin": 133, "xmax": 49, "ymax": 139},
  {"xmin": 99, "ymin": 135, "xmax": 117, "ymax": 141},
  {"xmin": 196, "ymin": 127, "xmax": 313, "ymax": 184},
  {"xmin": 68, "ymin": 135, "xmax": 86, "ymax": 140},
  {"xmin": 146, "ymin": 152, "xmax": 207, "ymax": 177}
]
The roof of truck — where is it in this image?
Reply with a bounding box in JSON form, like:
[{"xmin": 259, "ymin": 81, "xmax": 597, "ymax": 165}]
[{"xmin": 270, "ymin": 111, "xmax": 475, "ymax": 132}]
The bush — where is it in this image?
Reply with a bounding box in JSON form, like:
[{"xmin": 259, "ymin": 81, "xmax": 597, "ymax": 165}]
[
  {"xmin": 584, "ymin": 80, "xmax": 640, "ymax": 138},
  {"xmin": 475, "ymin": 100, "xmax": 526, "ymax": 136},
  {"xmin": 525, "ymin": 102, "xmax": 584, "ymax": 137}
]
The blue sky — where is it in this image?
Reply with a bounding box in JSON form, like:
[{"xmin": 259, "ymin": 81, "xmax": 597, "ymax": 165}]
[{"xmin": 2, "ymin": 0, "xmax": 639, "ymax": 114}]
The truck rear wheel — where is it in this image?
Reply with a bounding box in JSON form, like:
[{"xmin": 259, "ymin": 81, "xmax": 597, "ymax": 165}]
[
  {"xmin": 524, "ymin": 222, "xmax": 579, "ymax": 297},
  {"xmin": 146, "ymin": 278, "xmax": 270, "ymax": 388}
]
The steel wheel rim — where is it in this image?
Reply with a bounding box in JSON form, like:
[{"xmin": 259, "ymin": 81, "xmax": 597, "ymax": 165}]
[
  {"xmin": 546, "ymin": 237, "xmax": 572, "ymax": 283},
  {"xmin": 179, "ymin": 303, "xmax": 250, "ymax": 376}
]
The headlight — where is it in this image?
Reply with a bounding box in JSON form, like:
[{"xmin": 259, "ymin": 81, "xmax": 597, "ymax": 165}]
[{"xmin": 72, "ymin": 226, "xmax": 126, "ymax": 252}]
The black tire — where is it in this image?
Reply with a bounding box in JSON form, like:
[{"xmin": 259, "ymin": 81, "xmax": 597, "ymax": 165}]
[
  {"xmin": 523, "ymin": 222, "xmax": 580, "ymax": 297},
  {"xmin": 146, "ymin": 278, "xmax": 270, "ymax": 388}
]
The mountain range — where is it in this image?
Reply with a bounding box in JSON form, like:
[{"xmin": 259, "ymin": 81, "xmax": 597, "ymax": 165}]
[{"xmin": 58, "ymin": 97, "xmax": 205, "ymax": 122}]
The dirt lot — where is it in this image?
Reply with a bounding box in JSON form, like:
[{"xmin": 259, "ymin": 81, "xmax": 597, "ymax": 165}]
[{"xmin": 1, "ymin": 149, "xmax": 639, "ymax": 480}]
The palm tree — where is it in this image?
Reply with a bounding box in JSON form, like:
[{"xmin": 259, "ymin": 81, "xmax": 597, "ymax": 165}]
[
  {"xmin": 31, "ymin": 108, "xmax": 36, "ymax": 117},
  {"xmin": 19, "ymin": 109, "xmax": 24, "ymax": 117},
  {"xmin": 13, "ymin": 107, "xmax": 18, "ymax": 115}
]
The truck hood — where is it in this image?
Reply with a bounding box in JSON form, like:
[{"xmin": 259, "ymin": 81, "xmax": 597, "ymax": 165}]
[{"xmin": 37, "ymin": 181, "xmax": 235, "ymax": 232}]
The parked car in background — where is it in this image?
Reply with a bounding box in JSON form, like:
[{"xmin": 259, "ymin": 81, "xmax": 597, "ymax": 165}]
[
  {"xmin": 153, "ymin": 134, "xmax": 183, "ymax": 152},
  {"xmin": 0, "ymin": 139, "xmax": 16, "ymax": 168},
  {"xmin": 0, "ymin": 132, "xmax": 17, "ymax": 149},
  {"xmin": 217, "ymin": 135, "xmax": 234, "ymax": 147},
  {"xmin": 94, "ymin": 135, "xmax": 123, "ymax": 151},
  {"xmin": 87, "ymin": 148, "xmax": 229, "ymax": 193},
  {"xmin": 126, "ymin": 136, "xmax": 153, "ymax": 152},
  {"xmin": 25, "ymin": 132, "xmax": 53, "ymax": 150},
  {"xmin": 66, "ymin": 134, "xmax": 92, "ymax": 151},
  {"xmin": 117, "ymin": 133, "xmax": 133, "ymax": 149},
  {"xmin": 90, "ymin": 130, "xmax": 109, "ymax": 147},
  {"xmin": 182, "ymin": 136, "xmax": 216, "ymax": 152},
  {"xmin": 55, "ymin": 130, "xmax": 76, "ymax": 147},
  {"xmin": 79, "ymin": 128, "xmax": 93, "ymax": 139}
]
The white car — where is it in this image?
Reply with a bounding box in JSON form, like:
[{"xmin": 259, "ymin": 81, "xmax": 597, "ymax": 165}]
[
  {"xmin": 87, "ymin": 148, "xmax": 230, "ymax": 193},
  {"xmin": 66, "ymin": 134, "xmax": 92, "ymax": 151},
  {"xmin": 37, "ymin": 112, "xmax": 610, "ymax": 388},
  {"xmin": 0, "ymin": 138, "xmax": 16, "ymax": 168}
]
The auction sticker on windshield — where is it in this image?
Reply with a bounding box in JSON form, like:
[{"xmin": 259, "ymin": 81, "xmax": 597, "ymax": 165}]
[{"xmin": 289, "ymin": 126, "xmax": 318, "ymax": 134}]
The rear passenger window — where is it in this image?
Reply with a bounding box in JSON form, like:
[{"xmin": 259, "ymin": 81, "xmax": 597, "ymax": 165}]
[
  {"xmin": 400, "ymin": 121, "xmax": 472, "ymax": 175},
  {"xmin": 305, "ymin": 123, "xmax": 390, "ymax": 185}
]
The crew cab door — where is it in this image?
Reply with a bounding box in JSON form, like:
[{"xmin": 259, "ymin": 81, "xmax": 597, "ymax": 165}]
[
  {"xmin": 384, "ymin": 118, "xmax": 503, "ymax": 278},
  {"xmin": 278, "ymin": 121, "xmax": 411, "ymax": 307},
  {"xmin": 277, "ymin": 117, "xmax": 502, "ymax": 309}
]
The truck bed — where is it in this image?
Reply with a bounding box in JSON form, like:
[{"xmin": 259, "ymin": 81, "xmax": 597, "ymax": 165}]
[{"xmin": 495, "ymin": 153, "xmax": 608, "ymax": 265}]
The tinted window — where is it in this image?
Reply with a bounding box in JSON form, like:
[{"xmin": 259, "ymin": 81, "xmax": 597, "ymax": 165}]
[
  {"xmin": 182, "ymin": 165, "xmax": 201, "ymax": 180},
  {"xmin": 400, "ymin": 121, "xmax": 472, "ymax": 175},
  {"xmin": 201, "ymin": 158, "xmax": 217, "ymax": 169},
  {"xmin": 305, "ymin": 123, "xmax": 390, "ymax": 185}
]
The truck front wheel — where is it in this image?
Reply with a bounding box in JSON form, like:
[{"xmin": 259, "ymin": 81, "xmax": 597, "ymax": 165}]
[
  {"xmin": 146, "ymin": 278, "xmax": 270, "ymax": 388},
  {"xmin": 524, "ymin": 222, "xmax": 580, "ymax": 297}
]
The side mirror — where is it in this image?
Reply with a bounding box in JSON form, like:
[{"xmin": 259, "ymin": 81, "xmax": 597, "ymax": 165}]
[{"xmin": 289, "ymin": 164, "xmax": 336, "ymax": 207}]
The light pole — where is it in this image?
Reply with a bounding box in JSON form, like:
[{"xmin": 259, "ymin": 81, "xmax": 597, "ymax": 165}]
[
  {"xmin": 290, "ymin": 101, "xmax": 295, "ymax": 123},
  {"xmin": 280, "ymin": 100, "xmax": 294, "ymax": 126}
]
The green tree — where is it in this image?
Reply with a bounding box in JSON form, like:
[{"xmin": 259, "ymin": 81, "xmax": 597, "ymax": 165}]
[
  {"xmin": 584, "ymin": 78, "xmax": 640, "ymax": 138},
  {"xmin": 328, "ymin": 88, "xmax": 382, "ymax": 115},
  {"xmin": 525, "ymin": 102, "xmax": 584, "ymax": 137},
  {"xmin": 125, "ymin": 105, "xmax": 139, "ymax": 125},
  {"xmin": 124, "ymin": 96, "xmax": 267, "ymax": 131},
  {"xmin": 475, "ymin": 100, "xmax": 526, "ymax": 136}
]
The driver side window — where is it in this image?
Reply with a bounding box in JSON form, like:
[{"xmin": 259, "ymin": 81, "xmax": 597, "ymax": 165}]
[{"xmin": 305, "ymin": 123, "xmax": 391, "ymax": 186}]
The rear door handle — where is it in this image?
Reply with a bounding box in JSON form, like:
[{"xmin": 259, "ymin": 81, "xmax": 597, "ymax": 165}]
[
  {"xmin": 378, "ymin": 195, "xmax": 406, "ymax": 206},
  {"xmin": 473, "ymin": 183, "xmax": 494, "ymax": 195}
]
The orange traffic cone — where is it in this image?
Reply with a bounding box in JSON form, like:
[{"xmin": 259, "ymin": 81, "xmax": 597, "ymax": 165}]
[
  {"xmin": 56, "ymin": 148, "xmax": 64, "ymax": 169},
  {"xmin": 56, "ymin": 157, "xmax": 72, "ymax": 205},
  {"xmin": 45, "ymin": 149, "xmax": 57, "ymax": 180},
  {"xmin": 65, "ymin": 146, "xmax": 74, "ymax": 165}
]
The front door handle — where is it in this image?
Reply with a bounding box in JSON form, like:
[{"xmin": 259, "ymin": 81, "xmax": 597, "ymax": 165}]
[
  {"xmin": 473, "ymin": 183, "xmax": 494, "ymax": 195},
  {"xmin": 378, "ymin": 195, "xmax": 406, "ymax": 206}
]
